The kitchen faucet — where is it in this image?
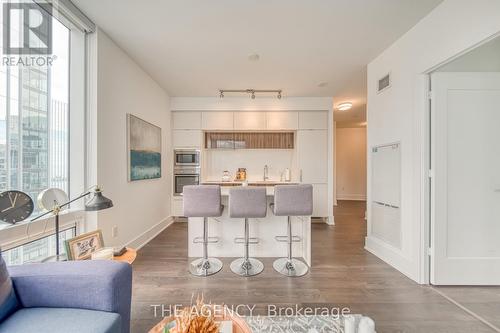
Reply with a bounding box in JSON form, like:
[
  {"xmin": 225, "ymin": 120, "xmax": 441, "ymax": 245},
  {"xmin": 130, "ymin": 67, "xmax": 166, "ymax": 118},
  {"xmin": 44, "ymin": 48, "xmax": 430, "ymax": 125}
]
[{"xmin": 264, "ymin": 165, "xmax": 269, "ymax": 181}]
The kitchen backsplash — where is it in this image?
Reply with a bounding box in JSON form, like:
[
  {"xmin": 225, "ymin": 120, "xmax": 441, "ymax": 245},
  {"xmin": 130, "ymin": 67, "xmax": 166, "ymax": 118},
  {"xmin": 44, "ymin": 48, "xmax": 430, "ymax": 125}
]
[{"xmin": 202, "ymin": 149, "xmax": 296, "ymax": 182}]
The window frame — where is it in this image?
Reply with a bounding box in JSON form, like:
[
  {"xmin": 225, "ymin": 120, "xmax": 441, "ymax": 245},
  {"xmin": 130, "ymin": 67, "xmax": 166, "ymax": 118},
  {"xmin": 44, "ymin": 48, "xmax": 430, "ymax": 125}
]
[{"xmin": 0, "ymin": 2, "xmax": 89, "ymax": 252}]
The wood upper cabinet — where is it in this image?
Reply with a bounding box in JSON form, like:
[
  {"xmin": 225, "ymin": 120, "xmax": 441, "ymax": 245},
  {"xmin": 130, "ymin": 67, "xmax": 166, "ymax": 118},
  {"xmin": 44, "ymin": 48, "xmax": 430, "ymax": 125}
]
[
  {"xmin": 298, "ymin": 111, "xmax": 328, "ymax": 129},
  {"xmin": 201, "ymin": 112, "xmax": 233, "ymax": 130},
  {"xmin": 234, "ymin": 112, "xmax": 266, "ymax": 130},
  {"xmin": 266, "ymin": 112, "xmax": 298, "ymax": 130},
  {"xmin": 172, "ymin": 112, "xmax": 201, "ymax": 129},
  {"xmin": 205, "ymin": 132, "xmax": 294, "ymax": 149}
]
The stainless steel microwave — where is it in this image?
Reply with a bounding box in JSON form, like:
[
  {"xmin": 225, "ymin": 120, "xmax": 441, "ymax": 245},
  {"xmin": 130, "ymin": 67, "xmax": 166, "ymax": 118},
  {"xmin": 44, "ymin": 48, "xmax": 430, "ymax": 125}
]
[{"xmin": 174, "ymin": 149, "xmax": 200, "ymax": 166}]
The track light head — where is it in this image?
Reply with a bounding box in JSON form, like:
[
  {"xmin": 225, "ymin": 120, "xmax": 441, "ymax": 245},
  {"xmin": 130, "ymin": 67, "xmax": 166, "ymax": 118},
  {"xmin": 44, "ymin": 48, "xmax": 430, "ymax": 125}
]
[
  {"xmin": 219, "ymin": 91, "xmax": 224, "ymax": 98},
  {"xmin": 277, "ymin": 91, "xmax": 282, "ymax": 99},
  {"xmin": 251, "ymin": 92, "xmax": 256, "ymax": 99}
]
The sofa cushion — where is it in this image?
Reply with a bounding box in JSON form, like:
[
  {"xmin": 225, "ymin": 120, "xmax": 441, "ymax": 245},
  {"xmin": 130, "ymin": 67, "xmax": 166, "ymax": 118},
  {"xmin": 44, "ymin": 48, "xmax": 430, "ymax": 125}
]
[
  {"xmin": 0, "ymin": 251, "xmax": 19, "ymax": 322},
  {"xmin": 0, "ymin": 307, "xmax": 121, "ymax": 333}
]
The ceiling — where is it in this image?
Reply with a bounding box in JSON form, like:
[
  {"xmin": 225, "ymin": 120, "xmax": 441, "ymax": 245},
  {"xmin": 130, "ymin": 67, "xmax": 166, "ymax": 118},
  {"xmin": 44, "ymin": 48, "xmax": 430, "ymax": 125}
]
[{"xmin": 73, "ymin": 0, "xmax": 443, "ymax": 123}]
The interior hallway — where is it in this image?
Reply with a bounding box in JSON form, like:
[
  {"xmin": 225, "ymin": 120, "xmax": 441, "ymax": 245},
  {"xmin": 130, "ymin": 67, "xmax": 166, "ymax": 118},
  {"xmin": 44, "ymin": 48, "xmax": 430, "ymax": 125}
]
[{"xmin": 130, "ymin": 201, "xmax": 497, "ymax": 333}]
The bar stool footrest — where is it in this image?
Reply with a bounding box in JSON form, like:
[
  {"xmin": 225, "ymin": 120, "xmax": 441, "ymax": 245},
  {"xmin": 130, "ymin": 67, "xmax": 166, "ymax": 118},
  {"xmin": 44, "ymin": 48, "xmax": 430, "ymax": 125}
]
[
  {"xmin": 234, "ymin": 237, "xmax": 259, "ymax": 244},
  {"xmin": 274, "ymin": 235, "xmax": 302, "ymax": 242},
  {"xmin": 193, "ymin": 236, "xmax": 219, "ymax": 244}
]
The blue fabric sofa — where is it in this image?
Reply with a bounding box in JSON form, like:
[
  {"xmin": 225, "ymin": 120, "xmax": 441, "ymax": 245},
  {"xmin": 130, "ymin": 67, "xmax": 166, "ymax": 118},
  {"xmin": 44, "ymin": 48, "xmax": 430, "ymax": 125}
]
[{"xmin": 0, "ymin": 257, "xmax": 132, "ymax": 333}]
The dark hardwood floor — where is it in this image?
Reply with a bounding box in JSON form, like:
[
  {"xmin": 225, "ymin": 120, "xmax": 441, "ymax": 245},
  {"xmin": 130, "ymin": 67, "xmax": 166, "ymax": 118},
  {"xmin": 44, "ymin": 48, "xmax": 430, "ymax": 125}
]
[{"xmin": 131, "ymin": 201, "xmax": 498, "ymax": 333}]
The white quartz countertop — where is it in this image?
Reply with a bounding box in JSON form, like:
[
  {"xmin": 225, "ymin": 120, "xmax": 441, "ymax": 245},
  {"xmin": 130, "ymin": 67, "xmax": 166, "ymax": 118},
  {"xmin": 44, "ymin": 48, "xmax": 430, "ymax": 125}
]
[
  {"xmin": 201, "ymin": 180, "xmax": 298, "ymax": 186},
  {"xmin": 220, "ymin": 186, "xmax": 274, "ymax": 196},
  {"xmin": 201, "ymin": 180, "xmax": 299, "ymax": 196}
]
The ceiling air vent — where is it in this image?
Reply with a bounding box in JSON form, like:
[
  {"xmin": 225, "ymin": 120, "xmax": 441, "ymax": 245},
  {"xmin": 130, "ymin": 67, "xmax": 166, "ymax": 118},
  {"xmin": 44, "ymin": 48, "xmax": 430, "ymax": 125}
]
[{"xmin": 377, "ymin": 73, "xmax": 391, "ymax": 94}]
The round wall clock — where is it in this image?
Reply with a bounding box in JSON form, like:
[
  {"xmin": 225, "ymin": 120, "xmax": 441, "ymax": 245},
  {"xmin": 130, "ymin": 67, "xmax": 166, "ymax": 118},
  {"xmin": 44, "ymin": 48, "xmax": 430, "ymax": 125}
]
[{"xmin": 0, "ymin": 190, "xmax": 34, "ymax": 224}]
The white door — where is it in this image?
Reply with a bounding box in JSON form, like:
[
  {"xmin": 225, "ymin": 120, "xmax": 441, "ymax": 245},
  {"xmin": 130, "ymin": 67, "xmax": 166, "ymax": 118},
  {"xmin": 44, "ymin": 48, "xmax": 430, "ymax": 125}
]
[{"xmin": 430, "ymin": 72, "xmax": 500, "ymax": 285}]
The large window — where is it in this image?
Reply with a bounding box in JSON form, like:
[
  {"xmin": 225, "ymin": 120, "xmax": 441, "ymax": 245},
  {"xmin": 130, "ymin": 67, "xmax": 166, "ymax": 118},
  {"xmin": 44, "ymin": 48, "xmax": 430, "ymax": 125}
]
[
  {"xmin": 2, "ymin": 227, "xmax": 74, "ymax": 265},
  {"xmin": 0, "ymin": 3, "xmax": 69, "ymax": 221},
  {"xmin": 0, "ymin": 0, "xmax": 89, "ymax": 263}
]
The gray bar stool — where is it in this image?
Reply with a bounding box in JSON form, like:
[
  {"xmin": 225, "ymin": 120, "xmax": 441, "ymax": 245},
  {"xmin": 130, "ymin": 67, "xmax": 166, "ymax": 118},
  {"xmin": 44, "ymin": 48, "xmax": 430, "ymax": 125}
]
[
  {"xmin": 183, "ymin": 185, "xmax": 224, "ymax": 276},
  {"xmin": 229, "ymin": 187, "xmax": 267, "ymax": 277},
  {"xmin": 271, "ymin": 184, "xmax": 313, "ymax": 277}
]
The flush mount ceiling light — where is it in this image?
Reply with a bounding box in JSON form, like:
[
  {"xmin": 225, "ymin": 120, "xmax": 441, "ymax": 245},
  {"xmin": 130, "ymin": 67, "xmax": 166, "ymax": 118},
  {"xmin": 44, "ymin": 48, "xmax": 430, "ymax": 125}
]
[
  {"xmin": 219, "ymin": 89, "xmax": 282, "ymax": 99},
  {"xmin": 337, "ymin": 102, "xmax": 353, "ymax": 111},
  {"xmin": 248, "ymin": 53, "xmax": 260, "ymax": 62}
]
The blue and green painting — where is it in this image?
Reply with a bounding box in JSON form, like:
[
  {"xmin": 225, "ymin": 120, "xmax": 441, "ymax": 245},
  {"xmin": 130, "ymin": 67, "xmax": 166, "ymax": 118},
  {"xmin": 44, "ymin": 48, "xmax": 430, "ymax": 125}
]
[{"xmin": 128, "ymin": 114, "xmax": 162, "ymax": 181}]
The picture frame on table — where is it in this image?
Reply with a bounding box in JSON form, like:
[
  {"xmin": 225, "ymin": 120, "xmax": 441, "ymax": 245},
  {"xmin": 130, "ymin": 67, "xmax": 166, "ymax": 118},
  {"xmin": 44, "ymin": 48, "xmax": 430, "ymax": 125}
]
[{"xmin": 65, "ymin": 230, "xmax": 105, "ymax": 260}]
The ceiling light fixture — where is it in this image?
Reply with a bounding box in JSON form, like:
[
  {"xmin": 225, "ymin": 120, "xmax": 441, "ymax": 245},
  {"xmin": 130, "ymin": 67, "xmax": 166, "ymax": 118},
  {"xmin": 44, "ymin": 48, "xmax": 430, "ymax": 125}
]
[
  {"xmin": 248, "ymin": 53, "xmax": 260, "ymax": 62},
  {"xmin": 219, "ymin": 89, "xmax": 283, "ymax": 100},
  {"xmin": 337, "ymin": 102, "xmax": 353, "ymax": 111}
]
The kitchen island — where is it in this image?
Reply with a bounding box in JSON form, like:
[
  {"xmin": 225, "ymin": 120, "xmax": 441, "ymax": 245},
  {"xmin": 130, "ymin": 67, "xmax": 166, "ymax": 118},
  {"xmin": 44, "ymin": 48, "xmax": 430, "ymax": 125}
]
[{"xmin": 187, "ymin": 182, "xmax": 312, "ymax": 266}]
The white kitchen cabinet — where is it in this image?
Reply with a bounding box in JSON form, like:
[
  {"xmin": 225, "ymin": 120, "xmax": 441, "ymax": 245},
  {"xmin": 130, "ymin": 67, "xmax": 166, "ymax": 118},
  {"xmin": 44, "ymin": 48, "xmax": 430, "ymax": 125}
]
[
  {"xmin": 172, "ymin": 198, "xmax": 184, "ymax": 216},
  {"xmin": 172, "ymin": 112, "xmax": 201, "ymax": 129},
  {"xmin": 298, "ymin": 111, "xmax": 328, "ymax": 129},
  {"xmin": 172, "ymin": 130, "xmax": 202, "ymax": 148},
  {"xmin": 266, "ymin": 112, "xmax": 298, "ymax": 130},
  {"xmin": 234, "ymin": 111, "xmax": 266, "ymax": 130},
  {"xmin": 312, "ymin": 184, "xmax": 328, "ymax": 217},
  {"xmin": 202, "ymin": 112, "xmax": 233, "ymax": 130},
  {"xmin": 297, "ymin": 130, "xmax": 328, "ymax": 183}
]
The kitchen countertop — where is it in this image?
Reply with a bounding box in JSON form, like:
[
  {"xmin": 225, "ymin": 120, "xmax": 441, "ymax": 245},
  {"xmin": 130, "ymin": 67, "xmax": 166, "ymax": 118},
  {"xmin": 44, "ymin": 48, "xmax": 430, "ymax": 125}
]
[
  {"xmin": 201, "ymin": 180, "xmax": 299, "ymax": 196},
  {"xmin": 201, "ymin": 180, "xmax": 299, "ymax": 186}
]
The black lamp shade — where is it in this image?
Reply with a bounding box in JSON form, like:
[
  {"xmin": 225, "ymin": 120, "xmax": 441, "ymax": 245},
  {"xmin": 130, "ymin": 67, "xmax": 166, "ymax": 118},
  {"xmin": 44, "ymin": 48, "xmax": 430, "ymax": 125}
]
[{"xmin": 85, "ymin": 190, "xmax": 113, "ymax": 211}]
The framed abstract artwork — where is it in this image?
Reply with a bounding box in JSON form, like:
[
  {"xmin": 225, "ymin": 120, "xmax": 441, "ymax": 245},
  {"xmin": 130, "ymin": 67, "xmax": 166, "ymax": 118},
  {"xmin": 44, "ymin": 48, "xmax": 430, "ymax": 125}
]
[{"xmin": 127, "ymin": 114, "xmax": 162, "ymax": 181}]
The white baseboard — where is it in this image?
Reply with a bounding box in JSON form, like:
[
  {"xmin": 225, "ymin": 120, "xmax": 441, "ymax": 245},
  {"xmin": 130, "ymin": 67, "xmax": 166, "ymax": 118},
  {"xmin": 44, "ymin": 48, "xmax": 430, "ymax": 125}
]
[
  {"xmin": 337, "ymin": 194, "xmax": 367, "ymax": 201},
  {"xmin": 365, "ymin": 235, "xmax": 419, "ymax": 283},
  {"xmin": 126, "ymin": 216, "xmax": 175, "ymax": 250}
]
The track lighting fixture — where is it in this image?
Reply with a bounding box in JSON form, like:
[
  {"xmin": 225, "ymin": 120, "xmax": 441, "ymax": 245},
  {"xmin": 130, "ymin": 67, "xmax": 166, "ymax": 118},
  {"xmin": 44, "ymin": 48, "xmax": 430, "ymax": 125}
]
[{"xmin": 219, "ymin": 89, "xmax": 283, "ymax": 99}]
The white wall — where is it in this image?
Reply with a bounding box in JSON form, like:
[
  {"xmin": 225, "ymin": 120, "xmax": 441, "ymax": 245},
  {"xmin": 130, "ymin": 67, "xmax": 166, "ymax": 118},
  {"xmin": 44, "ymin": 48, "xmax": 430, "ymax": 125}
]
[
  {"xmin": 366, "ymin": 0, "xmax": 500, "ymax": 283},
  {"xmin": 89, "ymin": 29, "xmax": 172, "ymax": 249},
  {"xmin": 336, "ymin": 127, "xmax": 366, "ymax": 201},
  {"xmin": 437, "ymin": 36, "xmax": 500, "ymax": 72}
]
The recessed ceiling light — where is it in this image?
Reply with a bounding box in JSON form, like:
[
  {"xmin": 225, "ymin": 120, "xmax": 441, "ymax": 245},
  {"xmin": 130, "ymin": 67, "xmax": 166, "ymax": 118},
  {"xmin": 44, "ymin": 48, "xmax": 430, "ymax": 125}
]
[
  {"xmin": 248, "ymin": 53, "xmax": 260, "ymax": 62},
  {"xmin": 337, "ymin": 102, "xmax": 353, "ymax": 111},
  {"xmin": 317, "ymin": 82, "xmax": 328, "ymax": 88}
]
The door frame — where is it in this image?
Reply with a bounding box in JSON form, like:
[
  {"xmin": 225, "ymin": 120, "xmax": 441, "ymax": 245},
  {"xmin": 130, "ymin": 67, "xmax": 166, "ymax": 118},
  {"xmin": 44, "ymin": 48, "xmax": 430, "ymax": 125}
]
[{"xmin": 420, "ymin": 32, "xmax": 500, "ymax": 285}]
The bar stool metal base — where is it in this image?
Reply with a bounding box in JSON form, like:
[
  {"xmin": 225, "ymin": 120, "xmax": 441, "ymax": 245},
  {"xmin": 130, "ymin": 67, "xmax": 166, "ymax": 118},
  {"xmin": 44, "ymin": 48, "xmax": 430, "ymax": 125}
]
[
  {"xmin": 230, "ymin": 258, "xmax": 264, "ymax": 277},
  {"xmin": 273, "ymin": 258, "xmax": 309, "ymax": 277},
  {"xmin": 189, "ymin": 258, "xmax": 223, "ymax": 277}
]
